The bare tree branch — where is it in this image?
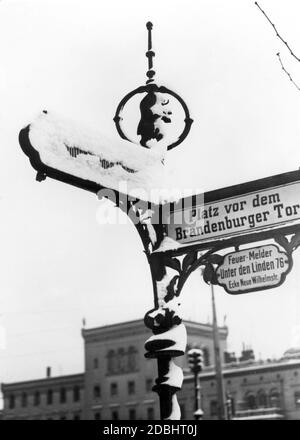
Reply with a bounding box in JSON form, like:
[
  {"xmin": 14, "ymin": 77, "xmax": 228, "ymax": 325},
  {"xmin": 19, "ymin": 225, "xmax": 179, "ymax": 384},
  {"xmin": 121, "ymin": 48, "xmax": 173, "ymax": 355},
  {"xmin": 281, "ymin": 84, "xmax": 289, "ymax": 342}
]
[
  {"xmin": 276, "ymin": 52, "xmax": 300, "ymax": 91},
  {"xmin": 255, "ymin": 1, "xmax": 300, "ymax": 62}
]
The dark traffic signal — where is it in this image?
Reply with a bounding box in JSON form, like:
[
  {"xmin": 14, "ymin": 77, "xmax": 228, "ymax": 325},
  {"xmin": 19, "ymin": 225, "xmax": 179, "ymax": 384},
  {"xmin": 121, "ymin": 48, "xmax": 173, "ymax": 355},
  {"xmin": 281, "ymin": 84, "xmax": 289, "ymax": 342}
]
[{"xmin": 188, "ymin": 348, "xmax": 204, "ymax": 374}]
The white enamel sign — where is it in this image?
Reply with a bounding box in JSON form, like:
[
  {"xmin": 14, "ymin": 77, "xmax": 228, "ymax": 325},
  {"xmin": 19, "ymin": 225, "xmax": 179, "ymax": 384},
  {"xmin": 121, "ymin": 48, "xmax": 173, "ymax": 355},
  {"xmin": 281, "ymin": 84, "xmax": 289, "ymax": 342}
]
[
  {"xmin": 216, "ymin": 244, "xmax": 291, "ymax": 294},
  {"xmin": 166, "ymin": 181, "xmax": 300, "ymax": 247}
]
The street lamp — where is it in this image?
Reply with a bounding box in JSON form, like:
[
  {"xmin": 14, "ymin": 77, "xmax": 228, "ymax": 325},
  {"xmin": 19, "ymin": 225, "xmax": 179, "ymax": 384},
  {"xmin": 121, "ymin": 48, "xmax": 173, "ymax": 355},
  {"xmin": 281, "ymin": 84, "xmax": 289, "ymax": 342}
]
[{"xmin": 188, "ymin": 348, "xmax": 204, "ymax": 420}]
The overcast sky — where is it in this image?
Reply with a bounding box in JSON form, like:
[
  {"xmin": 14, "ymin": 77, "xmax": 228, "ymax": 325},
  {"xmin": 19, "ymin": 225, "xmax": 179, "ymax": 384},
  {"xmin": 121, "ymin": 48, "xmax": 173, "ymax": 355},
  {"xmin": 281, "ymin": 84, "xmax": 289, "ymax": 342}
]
[{"xmin": 1, "ymin": 0, "xmax": 300, "ymax": 395}]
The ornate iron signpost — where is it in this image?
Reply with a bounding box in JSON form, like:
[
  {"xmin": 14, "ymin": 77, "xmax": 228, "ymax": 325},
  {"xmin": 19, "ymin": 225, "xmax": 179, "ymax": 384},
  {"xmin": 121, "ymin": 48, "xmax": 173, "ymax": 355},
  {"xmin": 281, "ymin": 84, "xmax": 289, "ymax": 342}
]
[{"xmin": 18, "ymin": 22, "xmax": 300, "ymax": 420}]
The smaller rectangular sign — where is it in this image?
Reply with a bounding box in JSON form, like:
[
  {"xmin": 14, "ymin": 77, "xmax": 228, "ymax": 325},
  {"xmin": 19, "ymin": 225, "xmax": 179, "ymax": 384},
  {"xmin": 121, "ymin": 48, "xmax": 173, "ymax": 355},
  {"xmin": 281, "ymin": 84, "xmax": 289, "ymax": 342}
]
[{"xmin": 216, "ymin": 244, "xmax": 291, "ymax": 294}]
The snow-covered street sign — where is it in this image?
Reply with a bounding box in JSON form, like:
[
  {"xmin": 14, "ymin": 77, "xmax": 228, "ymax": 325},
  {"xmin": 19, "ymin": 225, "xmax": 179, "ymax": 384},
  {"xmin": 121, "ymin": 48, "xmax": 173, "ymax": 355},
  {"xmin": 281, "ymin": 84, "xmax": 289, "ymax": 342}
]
[{"xmin": 19, "ymin": 110, "xmax": 167, "ymax": 202}]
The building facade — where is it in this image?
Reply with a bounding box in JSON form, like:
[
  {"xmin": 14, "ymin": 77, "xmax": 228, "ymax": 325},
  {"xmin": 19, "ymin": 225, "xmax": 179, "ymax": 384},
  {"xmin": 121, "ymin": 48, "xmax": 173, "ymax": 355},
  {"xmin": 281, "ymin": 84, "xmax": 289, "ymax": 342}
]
[
  {"xmin": 183, "ymin": 356, "xmax": 300, "ymax": 420},
  {"xmin": 81, "ymin": 319, "xmax": 227, "ymax": 420},
  {"xmin": 1, "ymin": 373, "xmax": 84, "ymax": 420},
  {"xmin": 1, "ymin": 319, "xmax": 227, "ymax": 420},
  {"xmin": 2, "ymin": 319, "xmax": 300, "ymax": 420}
]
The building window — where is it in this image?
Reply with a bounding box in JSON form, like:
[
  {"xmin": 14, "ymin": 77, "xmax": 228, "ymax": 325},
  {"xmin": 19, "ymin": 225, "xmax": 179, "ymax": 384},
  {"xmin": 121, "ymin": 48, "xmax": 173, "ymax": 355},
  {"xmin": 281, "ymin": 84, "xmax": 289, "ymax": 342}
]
[
  {"xmin": 269, "ymin": 389, "xmax": 280, "ymax": 407},
  {"xmin": 128, "ymin": 346, "xmax": 138, "ymax": 371},
  {"xmin": 259, "ymin": 376, "xmax": 264, "ymax": 381},
  {"xmin": 210, "ymin": 400, "xmax": 218, "ymax": 416},
  {"xmin": 129, "ymin": 408, "xmax": 136, "ymax": 420},
  {"xmin": 245, "ymin": 393, "xmax": 256, "ymax": 409},
  {"xmin": 73, "ymin": 386, "xmax": 80, "ymax": 402},
  {"xmin": 73, "ymin": 414, "xmax": 80, "ymax": 420},
  {"xmin": 128, "ymin": 381, "xmax": 135, "ymax": 395},
  {"xmin": 94, "ymin": 412, "xmax": 101, "ymax": 420},
  {"xmin": 110, "ymin": 382, "xmax": 118, "ymax": 396},
  {"xmin": 147, "ymin": 407, "xmax": 154, "ymax": 420},
  {"xmin": 47, "ymin": 389, "xmax": 53, "ymax": 405},
  {"xmin": 146, "ymin": 378, "xmax": 153, "ymax": 392},
  {"xmin": 60, "ymin": 388, "xmax": 66, "ymax": 404},
  {"xmin": 60, "ymin": 415, "xmax": 67, "ymax": 420},
  {"xmin": 34, "ymin": 391, "xmax": 40, "ymax": 406},
  {"xmin": 8, "ymin": 394, "xmax": 15, "ymax": 409},
  {"xmin": 257, "ymin": 390, "xmax": 268, "ymax": 408},
  {"xmin": 94, "ymin": 358, "xmax": 99, "ymax": 369},
  {"xmin": 294, "ymin": 391, "xmax": 300, "ymax": 407},
  {"xmin": 107, "ymin": 350, "xmax": 116, "ymax": 375},
  {"xmin": 112, "ymin": 410, "xmax": 119, "ymax": 420},
  {"xmin": 117, "ymin": 348, "xmax": 126, "ymax": 372},
  {"xmin": 294, "ymin": 371, "xmax": 298, "ymax": 377},
  {"xmin": 21, "ymin": 392, "xmax": 27, "ymax": 407},
  {"xmin": 202, "ymin": 347, "xmax": 210, "ymax": 366},
  {"xmin": 93, "ymin": 385, "xmax": 101, "ymax": 399}
]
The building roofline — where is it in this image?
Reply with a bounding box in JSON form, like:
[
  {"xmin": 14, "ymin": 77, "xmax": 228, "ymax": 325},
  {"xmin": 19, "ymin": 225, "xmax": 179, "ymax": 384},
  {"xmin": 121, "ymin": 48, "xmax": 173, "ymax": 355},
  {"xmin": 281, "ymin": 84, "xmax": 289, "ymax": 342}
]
[
  {"xmin": 82, "ymin": 319, "xmax": 145, "ymax": 335},
  {"xmin": 184, "ymin": 358, "xmax": 300, "ymax": 382},
  {"xmin": 183, "ymin": 320, "xmax": 228, "ymax": 338},
  {"xmin": 1, "ymin": 373, "xmax": 84, "ymax": 392},
  {"xmin": 81, "ymin": 318, "xmax": 228, "ymax": 341}
]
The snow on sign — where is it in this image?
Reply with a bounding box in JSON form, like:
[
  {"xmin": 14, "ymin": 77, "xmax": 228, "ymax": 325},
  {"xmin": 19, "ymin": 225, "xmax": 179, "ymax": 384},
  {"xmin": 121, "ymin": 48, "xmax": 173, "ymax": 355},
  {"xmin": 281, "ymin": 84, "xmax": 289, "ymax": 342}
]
[
  {"xmin": 19, "ymin": 111, "xmax": 169, "ymax": 203},
  {"xmin": 165, "ymin": 172, "xmax": 300, "ymax": 249},
  {"xmin": 216, "ymin": 244, "xmax": 291, "ymax": 294}
]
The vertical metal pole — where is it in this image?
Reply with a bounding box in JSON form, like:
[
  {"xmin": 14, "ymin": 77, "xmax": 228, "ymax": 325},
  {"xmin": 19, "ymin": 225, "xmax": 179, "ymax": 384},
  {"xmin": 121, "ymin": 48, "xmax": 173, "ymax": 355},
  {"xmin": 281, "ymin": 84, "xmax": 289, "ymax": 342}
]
[
  {"xmin": 157, "ymin": 357, "xmax": 174, "ymax": 419},
  {"xmin": 194, "ymin": 372, "xmax": 203, "ymax": 420},
  {"xmin": 145, "ymin": 22, "xmax": 156, "ymax": 84},
  {"xmin": 148, "ymin": 255, "xmax": 174, "ymax": 420},
  {"xmin": 211, "ymin": 283, "xmax": 227, "ymax": 420},
  {"xmin": 144, "ymin": 252, "xmax": 186, "ymax": 420},
  {"xmin": 194, "ymin": 372, "xmax": 199, "ymax": 414},
  {"xmin": 226, "ymin": 393, "xmax": 232, "ymax": 420}
]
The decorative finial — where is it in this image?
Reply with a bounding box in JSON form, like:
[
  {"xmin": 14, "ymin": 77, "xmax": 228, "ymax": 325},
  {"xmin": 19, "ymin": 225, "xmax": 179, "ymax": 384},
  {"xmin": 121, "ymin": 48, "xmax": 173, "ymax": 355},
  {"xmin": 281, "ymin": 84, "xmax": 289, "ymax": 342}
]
[
  {"xmin": 146, "ymin": 21, "xmax": 155, "ymax": 84},
  {"xmin": 113, "ymin": 22, "xmax": 193, "ymax": 151}
]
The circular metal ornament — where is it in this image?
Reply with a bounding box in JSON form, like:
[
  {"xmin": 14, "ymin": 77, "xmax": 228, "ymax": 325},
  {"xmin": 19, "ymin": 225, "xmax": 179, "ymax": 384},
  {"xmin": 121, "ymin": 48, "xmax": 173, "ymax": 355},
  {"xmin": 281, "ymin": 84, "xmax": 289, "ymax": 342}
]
[{"xmin": 113, "ymin": 83, "xmax": 193, "ymax": 151}]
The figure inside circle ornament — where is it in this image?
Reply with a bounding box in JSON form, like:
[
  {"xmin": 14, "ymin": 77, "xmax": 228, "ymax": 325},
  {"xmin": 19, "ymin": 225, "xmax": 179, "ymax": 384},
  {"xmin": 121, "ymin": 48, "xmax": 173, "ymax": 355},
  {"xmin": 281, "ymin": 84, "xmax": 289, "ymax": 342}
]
[{"xmin": 137, "ymin": 90, "xmax": 172, "ymax": 149}]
